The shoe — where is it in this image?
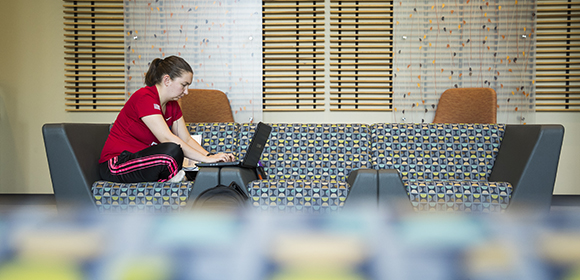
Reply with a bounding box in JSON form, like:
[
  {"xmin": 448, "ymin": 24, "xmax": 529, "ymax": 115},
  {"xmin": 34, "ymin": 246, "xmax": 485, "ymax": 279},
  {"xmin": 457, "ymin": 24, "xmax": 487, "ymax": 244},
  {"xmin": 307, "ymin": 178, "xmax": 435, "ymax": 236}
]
[{"xmin": 168, "ymin": 170, "xmax": 186, "ymax": 183}]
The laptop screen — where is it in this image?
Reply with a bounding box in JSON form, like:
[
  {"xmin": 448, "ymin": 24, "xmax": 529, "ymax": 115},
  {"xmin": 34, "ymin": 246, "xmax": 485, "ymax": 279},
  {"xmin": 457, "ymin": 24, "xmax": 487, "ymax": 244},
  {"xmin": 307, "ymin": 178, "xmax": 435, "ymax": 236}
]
[{"xmin": 240, "ymin": 122, "xmax": 272, "ymax": 167}]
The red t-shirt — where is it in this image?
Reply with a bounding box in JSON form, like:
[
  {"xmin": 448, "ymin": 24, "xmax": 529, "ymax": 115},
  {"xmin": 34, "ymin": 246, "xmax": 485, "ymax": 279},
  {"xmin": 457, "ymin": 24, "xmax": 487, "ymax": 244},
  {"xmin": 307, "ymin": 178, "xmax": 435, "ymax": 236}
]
[{"xmin": 99, "ymin": 86, "xmax": 183, "ymax": 163}]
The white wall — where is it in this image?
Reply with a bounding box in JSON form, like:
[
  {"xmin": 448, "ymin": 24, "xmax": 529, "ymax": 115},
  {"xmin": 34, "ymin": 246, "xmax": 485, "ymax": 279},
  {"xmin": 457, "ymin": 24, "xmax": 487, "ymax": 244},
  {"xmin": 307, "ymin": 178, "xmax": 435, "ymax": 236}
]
[
  {"xmin": 0, "ymin": 0, "xmax": 577, "ymax": 195},
  {"xmin": 535, "ymin": 113, "xmax": 580, "ymax": 194}
]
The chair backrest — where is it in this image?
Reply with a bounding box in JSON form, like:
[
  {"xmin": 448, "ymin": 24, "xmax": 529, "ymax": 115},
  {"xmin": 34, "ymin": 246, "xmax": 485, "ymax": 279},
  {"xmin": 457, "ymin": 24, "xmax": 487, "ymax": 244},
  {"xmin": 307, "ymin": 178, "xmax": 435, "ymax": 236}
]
[
  {"xmin": 432, "ymin": 88, "xmax": 497, "ymax": 123},
  {"xmin": 42, "ymin": 123, "xmax": 110, "ymax": 209},
  {"xmin": 180, "ymin": 89, "xmax": 234, "ymax": 123}
]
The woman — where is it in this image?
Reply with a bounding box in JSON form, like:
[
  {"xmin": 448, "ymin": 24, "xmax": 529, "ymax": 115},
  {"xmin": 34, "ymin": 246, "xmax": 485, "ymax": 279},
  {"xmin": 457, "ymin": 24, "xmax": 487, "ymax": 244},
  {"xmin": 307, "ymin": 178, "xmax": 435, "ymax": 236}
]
[{"xmin": 99, "ymin": 56, "xmax": 234, "ymax": 183}]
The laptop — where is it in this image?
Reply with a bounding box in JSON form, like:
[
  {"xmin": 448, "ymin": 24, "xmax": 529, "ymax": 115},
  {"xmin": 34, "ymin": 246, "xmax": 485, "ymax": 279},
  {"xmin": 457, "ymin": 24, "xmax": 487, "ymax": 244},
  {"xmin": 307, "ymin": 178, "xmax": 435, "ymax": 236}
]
[{"xmin": 196, "ymin": 122, "xmax": 272, "ymax": 168}]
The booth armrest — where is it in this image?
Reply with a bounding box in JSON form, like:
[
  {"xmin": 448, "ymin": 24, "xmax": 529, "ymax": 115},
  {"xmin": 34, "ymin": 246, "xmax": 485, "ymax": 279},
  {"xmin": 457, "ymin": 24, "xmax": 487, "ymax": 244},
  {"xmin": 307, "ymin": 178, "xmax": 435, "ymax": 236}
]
[
  {"xmin": 377, "ymin": 169, "xmax": 414, "ymax": 213},
  {"xmin": 345, "ymin": 168, "xmax": 378, "ymax": 210},
  {"xmin": 489, "ymin": 124, "xmax": 565, "ymax": 212},
  {"xmin": 42, "ymin": 123, "xmax": 110, "ymax": 209},
  {"xmin": 188, "ymin": 167, "xmax": 221, "ymax": 208},
  {"xmin": 188, "ymin": 166, "xmax": 259, "ymax": 208},
  {"xmin": 219, "ymin": 166, "xmax": 259, "ymax": 195}
]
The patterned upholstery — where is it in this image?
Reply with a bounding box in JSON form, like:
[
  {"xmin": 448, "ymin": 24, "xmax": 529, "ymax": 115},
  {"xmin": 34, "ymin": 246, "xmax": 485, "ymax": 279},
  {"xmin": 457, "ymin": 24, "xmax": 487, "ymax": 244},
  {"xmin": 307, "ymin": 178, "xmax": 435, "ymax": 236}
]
[
  {"xmin": 407, "ymin": 181, "xmax": 511, "ymax": 212},
  {"xmin": 92, "ymin": 181, "xmax": 194, "ymax": 213},
  {"xmin": 89, "ymin": 122, "xmax": 514, "ymax": 213},
  {"xmin": 248, "ymin": 179, "xmax": 349, "ymax": 213},
  {"xmin": 241, "ymin": 123, "xmax": 372, "ymax": 213},
  {"xmin": 240, "ymin": 123, "xmax": 372, "ymax": 181},
  {"xmin": 187, "ymin": 122, "xmax": 239, "ymax": 155},
  {"xmin": 371, "ymin": 123, "xmax": 512, "ymax": 212}
]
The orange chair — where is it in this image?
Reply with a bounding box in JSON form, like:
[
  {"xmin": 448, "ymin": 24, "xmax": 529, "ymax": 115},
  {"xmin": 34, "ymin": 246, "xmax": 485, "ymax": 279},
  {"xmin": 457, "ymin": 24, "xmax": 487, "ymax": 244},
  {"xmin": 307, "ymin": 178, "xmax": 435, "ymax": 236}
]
[
  {"xmin": 432, "ymin": 88, "xmax": 497, "ymax": 123},
  {"xmin": 179, "ymin": 89, "xmax": 235, "ymax": 123}
]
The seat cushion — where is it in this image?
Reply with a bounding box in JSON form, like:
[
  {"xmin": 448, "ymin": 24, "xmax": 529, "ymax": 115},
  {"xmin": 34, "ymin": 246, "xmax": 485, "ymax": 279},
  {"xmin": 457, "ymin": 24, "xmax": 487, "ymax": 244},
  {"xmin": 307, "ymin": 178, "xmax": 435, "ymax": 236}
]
[
  {"xmin": 406, "ymin": 181, "xmax": 512, "ymax": 212},
  {"xmin": 92, "ymin": 181, "xmax": 194, "ymax": 213},
  {"xmin": 248, "ymin": 179, "xmax": 349, "ymax": 213}
]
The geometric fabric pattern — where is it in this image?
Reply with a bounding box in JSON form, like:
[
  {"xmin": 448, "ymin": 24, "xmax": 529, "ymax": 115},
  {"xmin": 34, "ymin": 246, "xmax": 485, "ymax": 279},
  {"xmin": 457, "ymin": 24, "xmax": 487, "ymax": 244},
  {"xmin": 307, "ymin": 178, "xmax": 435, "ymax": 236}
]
[
  {"xmin": 186, "ymin": 122, "xmax": 240, "ymax": 155},
  {"xmin": 248, "ymin": 179, "xmax": 349, "ymax": 213},
  {"xmin": 240, "ymin": 123, "xmax": 372, "ymax": 182},
  {"xmin": 238, "ymin": 123, "xmax": 371, "ymax": 213},
  {"xmin": 88, "ymin": 122, "xmax": 512, "ymax": 213},
  {"xmin": 371, "ymin": 123, "xmax": 511, "ymax": 213},
  {"xmin": 371, "ymin": 123, "xmax": 505, "ymax": 182},
  {"xmin": 91, "ymin": 181, "xmax": 193, "ymax": 213},
  {"xmin": 406, "ymin": 181, "xmax": 512, "ymax": 213}
]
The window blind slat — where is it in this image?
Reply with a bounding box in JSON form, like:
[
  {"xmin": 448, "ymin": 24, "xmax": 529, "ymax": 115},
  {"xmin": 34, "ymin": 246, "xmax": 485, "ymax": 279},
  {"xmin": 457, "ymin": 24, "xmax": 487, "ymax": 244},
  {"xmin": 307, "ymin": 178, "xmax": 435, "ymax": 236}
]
[
  {"xmin": 66, "ymin": 91, "xmax": 124, "ymax": 94},
  {"xmin": 65, "ymin": 51, "xmax": 124, "ymax": 55},
  {"xmin": 63, "ymin": 0, "xmax": 122, "ymax": 2},
  {"xmin": 63, "ymin": 16, "xmax": 123, "ymax": 20},
  {"xmin": 64, "ymin": 22, "xmax": 123, "ymax": 26}
]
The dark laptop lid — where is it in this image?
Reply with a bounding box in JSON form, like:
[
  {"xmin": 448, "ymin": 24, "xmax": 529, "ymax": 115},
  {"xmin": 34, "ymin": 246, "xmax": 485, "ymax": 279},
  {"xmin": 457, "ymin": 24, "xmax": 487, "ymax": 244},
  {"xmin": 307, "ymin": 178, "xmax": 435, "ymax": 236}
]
[
  {"xmin": 195, "ymin": 122, "xmax": 271, "ymax": 168},
  {"xmin": 239, "ymin": 122, "xmax": 272, "ymax": 167}
]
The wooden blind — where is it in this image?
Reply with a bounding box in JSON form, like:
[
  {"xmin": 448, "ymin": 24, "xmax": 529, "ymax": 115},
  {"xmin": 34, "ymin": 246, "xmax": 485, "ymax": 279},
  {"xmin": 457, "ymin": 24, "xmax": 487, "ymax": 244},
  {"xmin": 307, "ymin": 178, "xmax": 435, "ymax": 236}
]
[
  {"xmin": 536, "ymin": 0, "xmax": 580, "ymax": 112},
  {"xmin": 329, "ymin": 0, "xmax": 394, "ymax": 111},
  {"xmin": 64, "ymin": 0, "xmax": 125, "ymax": 112},
  {"xmin": 262, "ymin": 0, "xmax": 326, "ymax": 111},
  {"xmin": 262, "ymin": 0, "xmax": 394, "ymax": 112}
]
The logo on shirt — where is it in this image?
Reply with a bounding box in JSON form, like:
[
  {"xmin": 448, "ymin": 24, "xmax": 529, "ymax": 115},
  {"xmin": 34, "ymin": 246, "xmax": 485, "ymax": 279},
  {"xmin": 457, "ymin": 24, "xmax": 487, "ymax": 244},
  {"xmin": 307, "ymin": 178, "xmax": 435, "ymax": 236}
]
[
  {"xmin": 154, "ymin": 104, "xmax": 161, "ymax": 111},
  {"xmin": 151, "ymin": 141, "xmax": 158, "ymax": 146}
]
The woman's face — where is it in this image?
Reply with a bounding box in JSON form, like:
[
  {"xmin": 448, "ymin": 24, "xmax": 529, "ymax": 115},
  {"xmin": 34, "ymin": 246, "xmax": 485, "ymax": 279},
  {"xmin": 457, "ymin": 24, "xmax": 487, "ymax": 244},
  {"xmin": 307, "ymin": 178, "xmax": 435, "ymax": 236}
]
[{"xmin": 164, "ymin": 71, "xmax": 193, "ymax": 101}]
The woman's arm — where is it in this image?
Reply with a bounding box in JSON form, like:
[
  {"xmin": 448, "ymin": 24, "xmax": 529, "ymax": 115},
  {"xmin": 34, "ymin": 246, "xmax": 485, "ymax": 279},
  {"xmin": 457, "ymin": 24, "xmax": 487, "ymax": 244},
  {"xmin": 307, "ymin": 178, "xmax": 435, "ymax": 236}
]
[
  {"xmin": 142, "ymin": 114, "xmax": 232, "ymax": 162},
  {"xmin": 171, "ymin": 117, "xmax": 208, "ymax": 155}
]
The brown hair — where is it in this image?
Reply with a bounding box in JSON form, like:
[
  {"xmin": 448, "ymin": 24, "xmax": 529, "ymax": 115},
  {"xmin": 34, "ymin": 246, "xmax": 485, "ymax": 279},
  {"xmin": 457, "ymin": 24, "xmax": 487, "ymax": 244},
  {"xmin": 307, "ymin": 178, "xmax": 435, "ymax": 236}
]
[{"xmin": 144, "ymin": 56, "xmax": 193, "ymax": 87}]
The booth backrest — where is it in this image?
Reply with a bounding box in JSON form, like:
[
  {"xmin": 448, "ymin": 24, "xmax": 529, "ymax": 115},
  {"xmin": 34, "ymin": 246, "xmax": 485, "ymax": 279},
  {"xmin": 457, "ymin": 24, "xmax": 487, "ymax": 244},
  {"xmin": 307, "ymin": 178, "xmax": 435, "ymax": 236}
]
[
  {"xmin": 237, "ymin": 123, "xmax": 373, "ymax": 182},
  {"xmin": 187, "ymin": 122, "xmax": 240, "ymax": 155},
  {"xmin": 371, "ymin": 123, "xmax": 505, "ymax": 183},
  {"xmin": 186, "ymin": 122, "xmax": 508, "ymax": 184}
]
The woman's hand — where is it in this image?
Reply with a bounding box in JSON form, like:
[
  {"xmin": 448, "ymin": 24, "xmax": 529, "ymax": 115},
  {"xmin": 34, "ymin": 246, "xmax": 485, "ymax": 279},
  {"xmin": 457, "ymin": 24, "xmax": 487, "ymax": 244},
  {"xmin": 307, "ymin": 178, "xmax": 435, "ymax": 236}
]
[{"xmin": 205, "ymin": 152, "xmax": 235, "ymax": 163}]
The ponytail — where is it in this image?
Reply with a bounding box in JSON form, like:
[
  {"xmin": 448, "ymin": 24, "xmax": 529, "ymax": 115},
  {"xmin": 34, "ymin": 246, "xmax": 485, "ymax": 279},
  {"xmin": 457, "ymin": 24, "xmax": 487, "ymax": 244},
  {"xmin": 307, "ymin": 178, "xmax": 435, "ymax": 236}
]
[{"xmin": 144, "ymin": 56, "xmax": 193, "ymax": 87}]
